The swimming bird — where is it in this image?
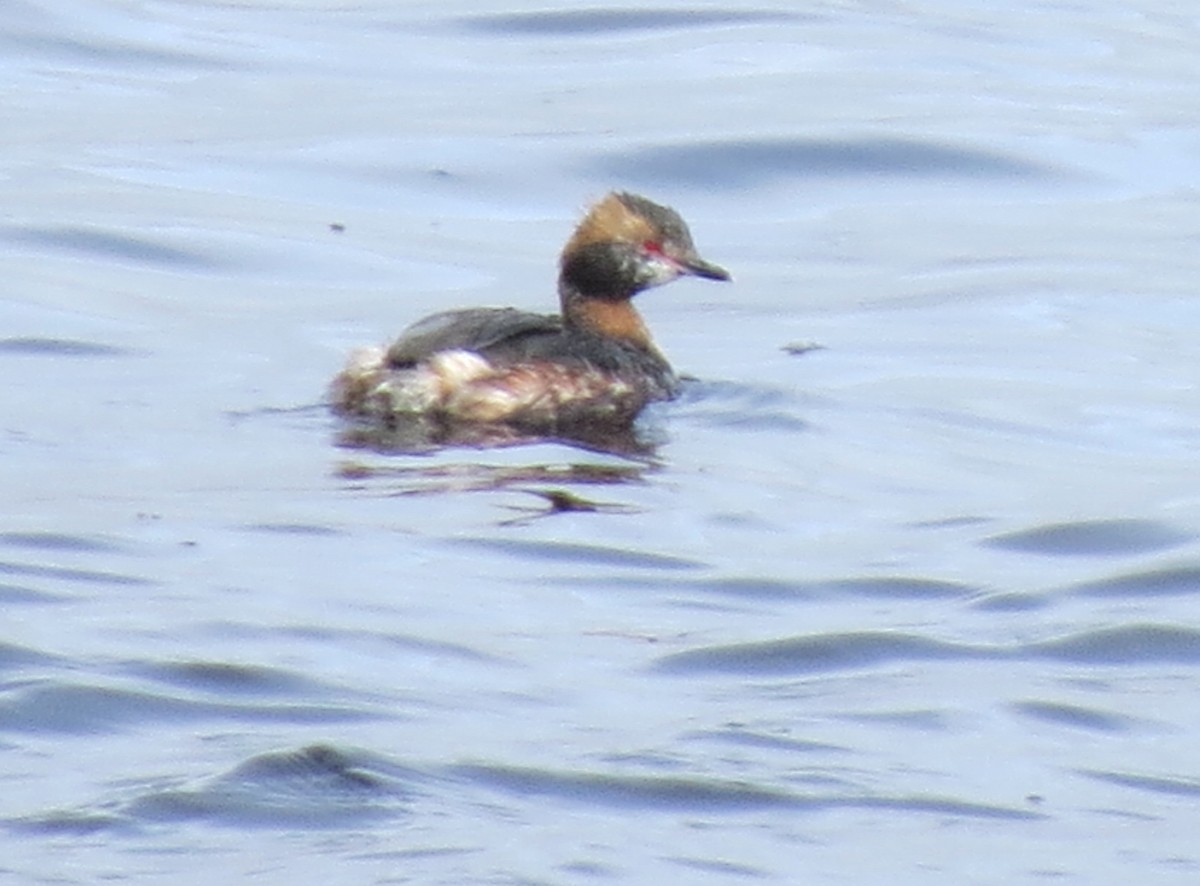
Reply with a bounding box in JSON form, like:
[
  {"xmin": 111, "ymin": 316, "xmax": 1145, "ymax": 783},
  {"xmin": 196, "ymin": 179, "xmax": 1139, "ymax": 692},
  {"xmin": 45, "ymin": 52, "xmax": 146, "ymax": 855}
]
[{"xmin": 332, "ymin": 192, "xmax": 730, "ymax": 431}]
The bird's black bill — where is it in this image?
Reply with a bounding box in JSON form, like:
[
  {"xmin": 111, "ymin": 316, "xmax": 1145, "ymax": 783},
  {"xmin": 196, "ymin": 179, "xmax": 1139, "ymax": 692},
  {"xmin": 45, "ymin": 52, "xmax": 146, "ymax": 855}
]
[{"xmin": 683, "ymin": 257, "xmax": 731, "ymax": 281}]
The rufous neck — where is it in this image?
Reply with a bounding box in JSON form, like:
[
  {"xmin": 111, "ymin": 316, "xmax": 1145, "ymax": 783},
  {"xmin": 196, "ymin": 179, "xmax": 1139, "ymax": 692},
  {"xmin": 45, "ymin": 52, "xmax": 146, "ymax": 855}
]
[{"xmin": 559, "ymin": 282, "xmax": 654, "ymax": 351}]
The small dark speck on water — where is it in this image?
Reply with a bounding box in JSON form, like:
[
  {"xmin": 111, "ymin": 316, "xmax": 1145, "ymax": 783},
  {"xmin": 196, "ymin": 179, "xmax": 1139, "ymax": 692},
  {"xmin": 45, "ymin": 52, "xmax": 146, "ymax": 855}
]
[
  {"xmin": 329, "ymin": 222, "xmax": 345, "ymax": 233},
  {"xmin": 782, "ymin": 341, "xmax": 825, "ymax": 356}
]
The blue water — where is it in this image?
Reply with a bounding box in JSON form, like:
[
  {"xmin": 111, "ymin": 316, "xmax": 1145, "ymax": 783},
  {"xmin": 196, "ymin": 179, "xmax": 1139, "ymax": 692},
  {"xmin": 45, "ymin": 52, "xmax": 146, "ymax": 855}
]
[{"xmin": 4, "ymin": 1, "xmax": 1200, "ymax": 883}]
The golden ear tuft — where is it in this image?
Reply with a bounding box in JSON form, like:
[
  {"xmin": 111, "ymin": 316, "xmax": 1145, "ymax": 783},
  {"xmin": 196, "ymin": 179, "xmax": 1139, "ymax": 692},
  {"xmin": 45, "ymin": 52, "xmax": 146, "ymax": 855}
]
[{"xmin": 563, "ymin": 193, "xmax": 656, "ymax": 256}]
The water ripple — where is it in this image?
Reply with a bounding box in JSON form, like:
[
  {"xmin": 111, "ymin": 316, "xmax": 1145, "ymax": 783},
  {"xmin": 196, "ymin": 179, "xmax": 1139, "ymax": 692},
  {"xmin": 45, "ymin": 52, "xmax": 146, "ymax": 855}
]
[
  {"xmin": 1010, "ymin": 700, "xmax": 1134, "ymax": 733},
  {"xmin": 0, "ymin": 583, "xmax": 68, "ymax": 605},
  {"xmin": 593, "ymin": 136, "xmax": 1061, "ymax": 188},
  {"xmin": 0, "ymin": 532, "xmax": 126, "ymax": 553},
  {"xmin": 0, "ymin": 641, "xmax": 57, "ymax": 672},
  {"xmin": 685, "ymin": 726, "xmax": 847, "ymax": 754},
  {"xmin": 207, "ymin": 621, "xmax": 507, "ymax": 667},
  {"xmin": 656, "ymin": 624, "xmax": 1200, "ymax": 675},
  {"xmin": 669, "ymin": 856, "xmax": 771, "ymax": 879},
  {"xmin": 452, "ymin": 762, "xmax": 1041, "ymax": 820},
  {"xmin": 2, "ymin": 30, "xmax": 232, "ymax": 71},
  {"xmin": 2, "ymin": 225, "xmax": 221, "ymax": 270},
  {"xmin": 127, "ymin": 660, "xmax": 337, "ymax": 697},
  {"xmin": 450, "ymin": 537, "xmax": 704, "ymax": 571},
  {"xmin": 1027, "ymin": 624, "xmax": 1200, "ymax": 664},
  {"xmin": 459, "ymin": 8, "xmax": 801, "ymax": 36},
  {"xmin": 674, "ymin": 379, "xmax": 817, "ymax": 433},
  {"xmin": 453, "ymin": 761, "xmax": 795, "ymax": 811},
  {"xmin": 1068, "ymin": 564, "xmax": 1200, "ymax": 598},
  {"xmin": 0, "ymin": 337, "xmax": 138, "ymax": 358},
  {"xmin": 0, "ymin": 559, "xmax": 154, "ymax": 588},
  {"xmin": 581, "ymin": 575, "xmax": 982, "ymax": 602},
  {"xmin": 982, "ymin": 519, "xmax": 1193, "ymax": 557},
  {"xmin": 12, "ymin": 745, "xmax": 416, "ymax": 833},
  {"xmin": 129, "ymin": 745, "xmax": 410, "ymax": 827},
  {"xmin": 655, "ymin": 632, "xmax": 985, "ymax": 675},
  {"xmin": 1078, "ymin": 769, "xmax": 1200, "ymax": 799},
  {"xmin": 822, "ymin": 577, "xmax": 976, "ymax": 599},
  {"xmin": 0, "ymin": 681, "xmax": 383, "ymax": 734}
]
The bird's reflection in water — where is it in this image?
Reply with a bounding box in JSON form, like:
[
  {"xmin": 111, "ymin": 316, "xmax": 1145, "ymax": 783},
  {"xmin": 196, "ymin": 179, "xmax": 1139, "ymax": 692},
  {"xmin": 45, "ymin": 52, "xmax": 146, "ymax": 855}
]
[
  {"xmin": 333, "ymin": 413, "xmax": 660, "ymax": 523},
  {"xmin": 334, "ymin": 410, "xmax": 663, "ymax": 458}
]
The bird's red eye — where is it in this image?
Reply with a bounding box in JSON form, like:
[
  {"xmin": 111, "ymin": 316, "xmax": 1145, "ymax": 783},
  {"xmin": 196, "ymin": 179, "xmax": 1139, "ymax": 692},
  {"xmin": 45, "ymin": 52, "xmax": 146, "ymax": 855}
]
[{"xmin": 642, "ymin": 240, "xmax": 665, "ymax": 256}]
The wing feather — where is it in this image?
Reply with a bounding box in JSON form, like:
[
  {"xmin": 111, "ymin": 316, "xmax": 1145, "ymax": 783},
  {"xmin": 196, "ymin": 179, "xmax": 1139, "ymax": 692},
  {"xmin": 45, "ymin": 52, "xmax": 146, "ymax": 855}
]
[{"xmin": 385, "ymin": 308, "xmax": 562, "ymax": 367}]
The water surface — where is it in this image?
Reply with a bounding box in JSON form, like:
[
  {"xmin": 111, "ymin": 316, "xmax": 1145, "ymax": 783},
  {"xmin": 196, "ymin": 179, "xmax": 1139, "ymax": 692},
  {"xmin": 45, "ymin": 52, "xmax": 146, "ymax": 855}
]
[{"xmin": 4, "ymin": 1, "xmax": 1200, "ymax": 883}]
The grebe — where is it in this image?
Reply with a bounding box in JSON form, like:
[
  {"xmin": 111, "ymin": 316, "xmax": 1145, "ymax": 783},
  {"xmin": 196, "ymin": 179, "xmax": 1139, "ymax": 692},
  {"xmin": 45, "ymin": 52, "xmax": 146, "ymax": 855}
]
[{"xmin": 331, "ymin": 192, "xmax": 730, "ymax": 430}]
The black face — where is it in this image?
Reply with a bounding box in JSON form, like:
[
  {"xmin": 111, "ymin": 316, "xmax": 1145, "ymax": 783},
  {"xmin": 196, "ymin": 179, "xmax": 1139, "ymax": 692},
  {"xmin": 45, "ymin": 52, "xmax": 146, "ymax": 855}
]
[{"xmin": 561, "ymin": 241, "xmax": 650, "ymax": 300}]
